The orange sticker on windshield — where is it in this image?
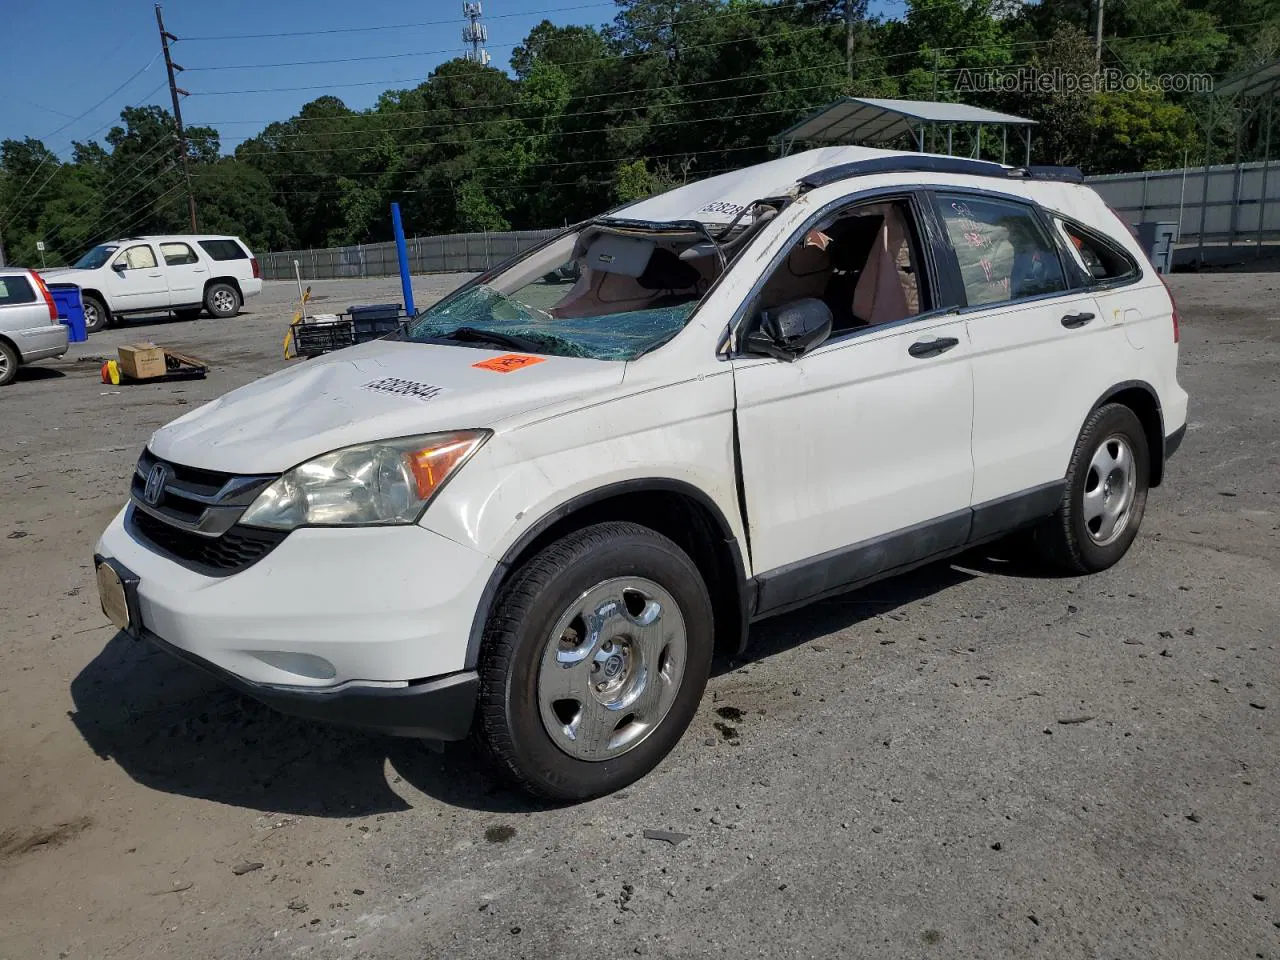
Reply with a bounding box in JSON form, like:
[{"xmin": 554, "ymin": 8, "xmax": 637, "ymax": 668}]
[{"xmin": 473, "ymin": 353, "xmax": 546, "ymax": 373}]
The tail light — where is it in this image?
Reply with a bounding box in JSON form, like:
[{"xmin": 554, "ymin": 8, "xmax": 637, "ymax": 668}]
[
  {"xmin": 32, "ymin": 272, "xmax": 58, "ymax": 323},
  {"xmin": 1158, "ymin": 275, "xmax": 1180, "ymax": 343},
  {"xmin": 251, "ymin": 257, "xmax": 260, "ymax": 279}
]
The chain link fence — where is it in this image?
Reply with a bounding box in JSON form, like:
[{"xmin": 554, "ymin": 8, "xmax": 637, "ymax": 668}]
[{"xmin": 258, "ymin": 229, "xmax": 562, "ymax": 281}]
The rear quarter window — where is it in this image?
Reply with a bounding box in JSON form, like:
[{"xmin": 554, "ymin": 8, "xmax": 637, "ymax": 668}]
[
  {"xmin": 0, "ymin": 275, "xmax": 37, "ymax": 306},
  {"xmin": 198, "ymin": 239, "xmax": 249, "ymax": 262},
  {"xmin": 1057, "ymin": 220, "xmax": 1140, "ymax": 283}
]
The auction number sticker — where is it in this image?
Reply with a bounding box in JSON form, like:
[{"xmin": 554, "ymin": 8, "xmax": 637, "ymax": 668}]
[
  {"xmin": 363, "ymin": 377, "xmax": 447, "ymax": 402},
  {"xmin": 696, "ymin": 200, "xmax": 745, "ymax": 217},
  {"xmin": 473, "ymin": 354, "xmax": 546, "ymax": 373}
]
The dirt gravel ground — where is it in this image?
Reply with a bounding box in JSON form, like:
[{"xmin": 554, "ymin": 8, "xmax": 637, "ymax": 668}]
[{"xmin": 1, "ymin": 271, "xmax": 1277, "ymax": 960}]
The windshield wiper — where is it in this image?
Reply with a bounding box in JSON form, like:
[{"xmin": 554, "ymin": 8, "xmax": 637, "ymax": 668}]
[{"xmin": 431, "ymin": 326, "xmax": 547, "ymax": 353}]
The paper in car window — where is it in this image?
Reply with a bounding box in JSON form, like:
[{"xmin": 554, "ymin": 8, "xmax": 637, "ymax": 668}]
[{"xmin": 473, "ymin": 353, "xmax": 546, "ymax": 373}]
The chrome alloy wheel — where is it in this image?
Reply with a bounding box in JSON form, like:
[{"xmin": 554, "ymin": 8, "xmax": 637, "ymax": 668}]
[
  {"xmin": 211, "ymin": 288, "xmax": 237, "ymax": 314},
  {"xmin": 537, "ymin": 577, "xmax": 686, "ymax": 762},
  {"xmin": 1083, "ymin": 434, "xmax": 1137, "ymax": 546}
]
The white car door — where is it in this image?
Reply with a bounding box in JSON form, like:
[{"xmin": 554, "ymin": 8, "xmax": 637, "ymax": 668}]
[
  {"xmin": 108, "ymin": 243, "xmax": 169, "ymax": 311},
  {"xmin": 731, "ymin": 191, "xmax": 975, "ymax": 614},
  {"xmin": 157, "ymin": 241, "xmax": 207, "ymax": 306},
  {"xmin": 930, "ymin": 191, "xmax": 1130, "ymax": 537}
]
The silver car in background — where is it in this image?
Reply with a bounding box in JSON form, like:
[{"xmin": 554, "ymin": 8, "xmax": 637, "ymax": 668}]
[{"xmin": 0, "ymin": 268, "xmax": 69, "ymax": 386}]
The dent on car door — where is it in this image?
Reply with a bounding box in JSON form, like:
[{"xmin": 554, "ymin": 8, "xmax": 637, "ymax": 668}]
[
  {"xmin": 931, "ymin": 190, "xmax": 1127, "ymax": 535},
  {"xmin": 730, "ymin": 191, "xmax": 975, "ymax": 614}
]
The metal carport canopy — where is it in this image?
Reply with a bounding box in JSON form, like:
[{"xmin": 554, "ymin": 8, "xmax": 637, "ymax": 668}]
[{"xmin": 777, "ymin": 97, "xmax": 1036, "ymax": 148}]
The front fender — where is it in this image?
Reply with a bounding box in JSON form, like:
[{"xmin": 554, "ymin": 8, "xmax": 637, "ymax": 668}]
[{"xmin": 420, "ymin": 370, "xmax": 744, "ymax": 565}]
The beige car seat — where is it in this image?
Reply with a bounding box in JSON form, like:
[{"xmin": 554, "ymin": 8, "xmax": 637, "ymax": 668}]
[{"xmin": 851, "ymin": 205, "xmax": 919, "ymax": 325}]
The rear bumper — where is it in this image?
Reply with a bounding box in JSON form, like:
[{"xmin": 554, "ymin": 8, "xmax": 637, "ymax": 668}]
[
  {"xmin": 1164, "ymin": 423, "xmax": 1186, "ymax": 462},
  {"xmin": 12, "ymin": 323, "xmax": 69, "ymax": 362},
  {"xmin": 140, "ymin": 626, "xmax": 478, "ymax": 739},
  {"xmin": 241, "ymin": 278, "xmax": 264, "ymax": 299}
]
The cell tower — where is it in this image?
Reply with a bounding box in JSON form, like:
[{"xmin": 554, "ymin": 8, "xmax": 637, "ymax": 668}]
[{"xmin": 462, "ymin": 3, "xmax": 490, "ymax": 66}]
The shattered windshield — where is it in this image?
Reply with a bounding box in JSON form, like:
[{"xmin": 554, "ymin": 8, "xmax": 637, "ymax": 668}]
[
  {"xmin": 405, "ymin": 227, "xmax": 720, "ymax": 361},
  {"xmin": 74, "ymin": 244, "xmax": 118, "ymax": 270}
]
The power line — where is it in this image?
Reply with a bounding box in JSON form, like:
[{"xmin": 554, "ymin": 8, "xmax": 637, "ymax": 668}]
[
  {"xmin": 194, "ymin": 62, "xmax": 846, "ymax": 127},
  {"xmin": 41, "ymin": 144, "xmax": 179, "ymax": 251},
  {"xmin": 70, "ymin": 162, "xmax": 179, "ymax": 249},
  {"xmin": 93, "ymin": 181, "xmax": 187, "ymax": 246},
  {"xmin": 180, "ymin": 0, "xmax": 618, "ymax": 41},
  {"xmin": 186, "ymin": 20, "xmax": 835, "ymax": 76},
  {"xmin": 0, "ymin": 56, "xmax": 162, "ymax": 221},
  {"xmin": 219, "ymin": 77, "xmax": 854, "ymax": 150},
  {"xmin": 215, "ymin": 62, "xmax": 1033, "ymax": 158}
]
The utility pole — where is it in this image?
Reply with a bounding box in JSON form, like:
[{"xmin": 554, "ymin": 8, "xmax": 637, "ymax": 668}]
[
  {"xmin": 155, "ymin": 4, "xmax": 197, "ymax": 232},
  {"xmin": 0, "ymin": 232, "xmax": 7, "ymax": 268},
  {"xmin": 845, "ymin": 0, "xmax": 855, "ymax": 83},
  {"xmin": 1094, "ymin": 0, "xmax": 1105, "ymax": 66}
]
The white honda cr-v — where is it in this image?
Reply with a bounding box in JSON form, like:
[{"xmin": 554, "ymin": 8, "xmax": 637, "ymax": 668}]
[{"xmin": 95, "ymin": 146, "xmax": 1188, "ymax": 800}]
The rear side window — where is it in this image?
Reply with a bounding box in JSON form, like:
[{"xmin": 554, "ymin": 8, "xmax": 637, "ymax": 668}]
[
  {"xmin": 159, "ymin": 241, "xmax": 199, "ymax": 266},
  {"xmin": 1058, "ymin": 221, "xmax": 1139, "ymax": 283},
  {"xmin": 198, "ymin": 239, "xmax": 248, "ymax": 261},
  {"xmin": 936, "ymin": 193, "xmax": 1066, "ymax": 307},
  {"xmin": 0, "ymin": 275, "xmax": 37, "ymax": 305}
]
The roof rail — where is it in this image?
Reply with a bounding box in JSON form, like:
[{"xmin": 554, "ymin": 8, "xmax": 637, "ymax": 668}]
[
  {"xmin": 799, "ymin": 155, "xmax": 1085, "ymax": 191},
  {"xmin": 1015, "ymin": 164, "xmax": 1085, "ymax": 183}
]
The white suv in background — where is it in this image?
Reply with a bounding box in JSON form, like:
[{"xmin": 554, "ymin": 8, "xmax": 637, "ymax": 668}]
[
  {"xmin": 44, "ymin": 235, "xmax": 262, "ymax": 332},
  {"xmin": 94, "ymin": 147, "xmax": 1188, "ymax": 801}
]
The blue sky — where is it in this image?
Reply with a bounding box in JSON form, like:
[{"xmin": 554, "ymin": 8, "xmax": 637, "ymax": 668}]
[
  {"xmin": 0, "ymin": 0, "xmax": 625, "ymax": 157},
  {"xmin": 3, "ymin": 1, "xmax": 906, "ymax": 160}
]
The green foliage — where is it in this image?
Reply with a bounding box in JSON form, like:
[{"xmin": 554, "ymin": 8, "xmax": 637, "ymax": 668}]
[{"xmin": 3, "ymin": 0, "xmax": 1277, "ymax": 262}]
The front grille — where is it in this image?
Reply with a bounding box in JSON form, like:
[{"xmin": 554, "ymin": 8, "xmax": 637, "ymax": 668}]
[
  {"xmin": 128, "ymin": 449, "xmax": 284, "ymax": 576},
  {"xmin": 129, "ymin": 506, "xmax": 287, "ymax": 577}
]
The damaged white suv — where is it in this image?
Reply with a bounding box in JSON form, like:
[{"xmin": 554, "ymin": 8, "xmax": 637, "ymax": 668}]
[{"xmin": 95, "ymin": 146, "xmax": 1187, "ymax": 800}]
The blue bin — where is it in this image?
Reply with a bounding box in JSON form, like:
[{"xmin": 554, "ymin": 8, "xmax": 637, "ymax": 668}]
[{"xmin": 48, "ymin": 283, "xmax": 87, "ymax": 342}]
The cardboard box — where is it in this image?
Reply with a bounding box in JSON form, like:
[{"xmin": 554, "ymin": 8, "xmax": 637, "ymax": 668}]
[{"xmin": 117, "ymin": 343, "xmax": 166, "ymax": 380}]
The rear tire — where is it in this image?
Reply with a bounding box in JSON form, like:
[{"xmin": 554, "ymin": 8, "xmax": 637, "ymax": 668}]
[
  {"xmin": 477, "ymin": 522, "xmax": 714, "ymax": 801},
  {"xmin": 1034, "ymin": 403, "xmax": 1150, "ymax": 574},
  {"xmin": 82, "ymin": 294, "xmax": 109, "ymax": 333},
  {"xmin": 204, "ymin": 282, "xmax": 241, "ymax": 318},
  {"xmin": 0, "ymin": 341, "xmax": 19, "ymax": 386}
]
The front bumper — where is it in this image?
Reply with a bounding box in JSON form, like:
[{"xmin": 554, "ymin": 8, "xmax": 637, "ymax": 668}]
[
  {"xmin": 95, "ymin": 506, "xmax": 497, "ymax": 737},
  {"xmin": 141, "ymin": 626, "xmax": 477, "ymax": 738},
  {"xmin": 12, "ymin": 322, "xmax": 69, "ymax": 362}
]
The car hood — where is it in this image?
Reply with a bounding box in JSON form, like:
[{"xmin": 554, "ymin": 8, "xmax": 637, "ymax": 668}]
[
  {"xmin": 147, "ymin": 339, "xmax": 625, "ymax": 473},
  {"xmin": 39, "ymin": 267, "xmax": 92, "ymax": 281}
]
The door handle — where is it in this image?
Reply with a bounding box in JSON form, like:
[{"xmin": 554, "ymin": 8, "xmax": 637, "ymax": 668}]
[
  {"xmin": 908, "ymin": 337, "xmax": 960, "ymax": 359},
  {"xmin": 1061, "ymin": 311, "xmax": 1095, "ymax": 328}
]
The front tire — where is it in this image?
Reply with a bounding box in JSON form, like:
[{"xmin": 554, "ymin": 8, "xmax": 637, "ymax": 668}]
[
  {"xmin": 1034, "ymin": 403, "xmax": 1150, "ymax": 573},
  {"xmin": 204, "ymin": 282, "xmax": 241, "ymax": 318},
  {"xmin": 477, "ymin": 522, "xmax": 714, "ymax": 801},
  {"xmin": 82, "ymin": 294, "xmax": 109, "ymax": 333}
]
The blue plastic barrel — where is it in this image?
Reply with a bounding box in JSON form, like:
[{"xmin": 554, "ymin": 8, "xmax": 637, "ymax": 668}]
[{"xmin": 48, "ymin": 283, "xmax": 87, "ymax": 342}]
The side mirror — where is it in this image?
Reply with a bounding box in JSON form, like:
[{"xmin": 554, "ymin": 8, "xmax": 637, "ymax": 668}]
[
  {"xmin": 744, "ymin": 298, "xmax": 833, "ymax": 362},
  {"xmin": 111, "ymin": 261, "xmax": 127, "ymax": 273}
]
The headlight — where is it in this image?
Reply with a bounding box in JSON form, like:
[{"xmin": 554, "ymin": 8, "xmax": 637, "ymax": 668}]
[{"xmin": 239, "ymin": 431, "xmax": 489, "ymax": 530}]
